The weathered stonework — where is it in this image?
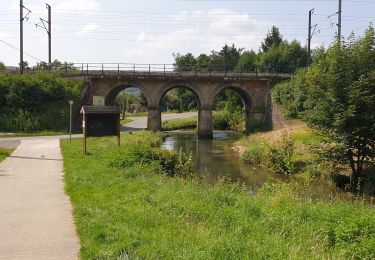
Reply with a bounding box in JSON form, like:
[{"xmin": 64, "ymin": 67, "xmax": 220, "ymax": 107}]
[{"xmin": 80, "ymin": 75, "xmax": 273, "ymax": 138}]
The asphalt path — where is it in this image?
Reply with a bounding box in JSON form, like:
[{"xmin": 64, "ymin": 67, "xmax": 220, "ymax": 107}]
[
  {"xmin": 0, "ymin": 112, "xmax": 197, "ymax": 143},
  {"xmin": 0, "ymin": 139, "xmax": 79, "ymax": 259},
  {"xmin": 122, "ymin": 111, "xmax": 197, "ymax": 131}
]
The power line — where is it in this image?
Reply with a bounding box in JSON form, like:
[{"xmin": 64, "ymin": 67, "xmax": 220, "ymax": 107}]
[{"xmin": 0, "ymin": 39, "xmax": 43, "ymax": 62}]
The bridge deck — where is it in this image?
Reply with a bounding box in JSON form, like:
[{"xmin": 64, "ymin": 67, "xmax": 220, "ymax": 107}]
[{"xmin": 64, "ymin": 70, "xmax": 292, "ymax": 81}]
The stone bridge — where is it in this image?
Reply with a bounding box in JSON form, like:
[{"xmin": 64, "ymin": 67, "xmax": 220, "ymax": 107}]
[{"xmin": 71, "ymin": 70, "xmax": 290, "ymax": 138}]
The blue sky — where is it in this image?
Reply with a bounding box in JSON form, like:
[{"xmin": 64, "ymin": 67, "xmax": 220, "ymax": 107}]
[{"xmin": 0, "ymin": 0, "xmax": 374, "ymax": 66}]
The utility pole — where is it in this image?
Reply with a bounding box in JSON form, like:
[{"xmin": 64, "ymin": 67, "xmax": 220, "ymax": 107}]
[
  {"xmin": 20, "ymin": 0, "xmax": 23, "ymax": 74},
  {"xmin": 47, "ymin": 4, "xmax": 51, "ymax": 65},
  {"xmin": 36, "ymin": 3, "xmax": 52, "ymax": 68},
  {"xmin": 19, "ymin": 0, "xmax": 31, "ymax": 74},
  {"xmin": 328, "ymin": 0, "xmax": 343, "ymax": 42},
  {"xmin": 338, "ymin": 0, "xmax": 342, "ymax": 40},
  {"xmin": 307, "ymin": 9, "xmax": 318, "ymax": 65}
]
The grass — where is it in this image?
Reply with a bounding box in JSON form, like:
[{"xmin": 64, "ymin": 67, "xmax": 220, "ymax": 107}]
[
  {"xmin": 0, "ymin": 147, "xmax": 14, "ymax": 163},
  {"xmin": 237, "ymin": 120, "xmax": 322, "ymax": 164},
  {"xmin": 61, "ymin": 131, "xmax": 375, "ymax": 259},
  {"xmin": 125, "ymin": 111, "xmax": 148, "ymax": 117},
  {"xmin": 0, "ymin": 130, "xmax": 69, "ymax": 138},
  {"xmin": 120, "ymin": 118, "xmax": 133, "ymax": 125},
  {"xmin": 162, "ymin": 116, "xmax": 197, "ymax": 131}
]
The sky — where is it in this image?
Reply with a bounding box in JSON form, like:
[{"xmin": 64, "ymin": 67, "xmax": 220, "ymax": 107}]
[{"xmin": 0, "ymin": 0, "xmax": 374, "ymax": 66}]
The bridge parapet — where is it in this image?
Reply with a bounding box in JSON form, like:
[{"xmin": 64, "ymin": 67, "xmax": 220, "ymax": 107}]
[{"xmin": 26, "ymin": 63, "xmax": 294, "ymax": 80}]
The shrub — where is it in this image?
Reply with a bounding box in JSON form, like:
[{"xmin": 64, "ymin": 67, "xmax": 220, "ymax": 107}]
[
  {"xmin": 212, "ymin": 111, "xmax": 229, "ymax": 130},
  {"xmin": 266, "ymin": 132, "xmax": 296, "ymax": 174},
  {"xmin": 106, "ymin": 144, "xmax": 194, "ymax": 178},
  {"xmin": 240, "ymin": 146, "xmax": 264, "ymax": 164},
  {"xmin": 0, "ymin": 73, "xmax": 81, "ymax": 132}
]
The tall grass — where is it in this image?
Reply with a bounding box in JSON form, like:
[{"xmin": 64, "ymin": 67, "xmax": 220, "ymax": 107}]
[{"xmin": 61, "ymin": 132, "xmax": 375, "ymax": 259}]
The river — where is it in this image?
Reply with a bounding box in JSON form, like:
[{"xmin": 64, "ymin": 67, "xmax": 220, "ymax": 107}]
[
  {"xmin": 162, "ymin": 130, "xmax": 284, "ymax": 194},
  {"xmin": 161, "ymin": 130, "xmax": 367, "ymax": 202}
]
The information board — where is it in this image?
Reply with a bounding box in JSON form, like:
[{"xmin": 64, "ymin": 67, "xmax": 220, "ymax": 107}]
[{"xmin": 86, "ymin": 114, "xmax": 118, "ymax": 137}]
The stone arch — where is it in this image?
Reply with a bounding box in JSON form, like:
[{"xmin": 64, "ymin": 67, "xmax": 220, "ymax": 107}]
[
  {"xmin": 210, "ymin": 84, "xmax": 253, "ymax": 110},
  {"xmin": 211, "ymin": 84, "xmax": 254, "ymax": 133},
  {"xmin": 104, "ymin": 83, "xmax": 150, "ymax": 106},
  {"xmin": 157, "ymin": 82, "xmax": 204, "ymax": 108}
]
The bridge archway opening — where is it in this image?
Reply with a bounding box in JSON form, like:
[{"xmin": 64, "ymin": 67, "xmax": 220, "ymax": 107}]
[
  {"xmin": 213, "ymin": 87, "xmax": 252, "ymax": 132},
  {"xmin": 159, "ymin": 85, "xmax": 200, "ymax": 131},
  {"xmin": 105, "ymin": 85, "xmax": 148, "ymax": 127}
]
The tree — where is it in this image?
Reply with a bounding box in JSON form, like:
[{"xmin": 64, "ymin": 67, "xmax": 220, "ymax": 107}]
[
  {"xmin": 218, "ymin": 44, "xmax": 243, "ymax": 72},
  {"xmin": 173, "ymin": 53, "xmax": 196, "ymax": 72},
  {"xmin": 0, "ymin": 61, "xmax": 6, "ymax": 71},
  {"xmin": 196, "ymin": 54, "xmax": 211, "ymax": 71},
  {"xmin": 235, "ymin": 50, "xmax": 258, "ymax": 72},
  {"xmin": 275, "ymin": 24, "xmax": 375, "ymax": 184},
  {"xmin": 261, "ymin": 26, "xmax": 283, "ymax": 52},
  {"xmin": 19, "ymin": 61, "xmax": 30, "ymax": 71},
  {"xmin": 259, "ymin": 40, "xmax": 308, "ymax": 73},
  {"xmin": 36, "ymin": 59, "xmax": 76, "ymax": 71}
]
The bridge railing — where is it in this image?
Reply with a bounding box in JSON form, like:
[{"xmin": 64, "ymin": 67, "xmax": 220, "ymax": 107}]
[{"xmin": 25, "ymin": 63, "xmax": 296, "ymax": 78}]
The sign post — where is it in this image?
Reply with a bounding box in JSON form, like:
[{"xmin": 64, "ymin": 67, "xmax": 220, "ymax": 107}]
[
  {"xmin": 80, "ymin": 106, "xmax": 121, "ymax": 155},
  {"xmin": 68, "ymin": 100, "xmax": 74, "ymax": 142}
]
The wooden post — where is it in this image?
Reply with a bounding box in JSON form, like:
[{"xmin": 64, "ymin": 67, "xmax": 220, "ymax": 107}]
[
  {"xmin": 117, "ymin": 114, "xmax": 121, "ymax": 147},
  {"xmin": 83, "ymin": 114, "xmax": 87, "ymax": 155}
]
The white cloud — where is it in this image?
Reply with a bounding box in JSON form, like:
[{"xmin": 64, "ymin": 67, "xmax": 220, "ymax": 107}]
[
  {"xmin": 55, "ymin": 0, "xmax": 100, "ymax": 11},
  {"xmin": 122, "ymin": 9, "xmax": 271, "ymax": 63},
  {"xmin": 77, "ymin": 22, "xmax": 98, "ymax": 36}
]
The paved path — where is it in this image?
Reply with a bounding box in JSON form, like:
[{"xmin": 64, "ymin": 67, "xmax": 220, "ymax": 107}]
[
  {"xmin": 123, "ymin": 111, "xmax": 197, "ymax": 130},
  {"xmin": 0, "ymin": 139, "xmax": 79, "ymax": 260}
]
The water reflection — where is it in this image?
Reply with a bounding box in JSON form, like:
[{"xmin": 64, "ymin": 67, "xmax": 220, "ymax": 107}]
[
  {"xmin": 162, "ymin": 131, "xmax": 278, "ymax": 193},
  {"xmin": 161, "ymin": 131, "xmax": 373, "ymax": 204}
]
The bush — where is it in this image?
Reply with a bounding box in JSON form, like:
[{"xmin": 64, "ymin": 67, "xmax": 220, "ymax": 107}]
[
  {"xmin": 266, "ymin": 132, "xmax": 296, "ymax": 174},
  {"xmin": 0, "ymin": 73, "xmax": 81, "ymax": 132},
  {"xmin": 105, "ymin": 144, "xmax": 194, "ymax": 178},
  {"xmin": 212, "ymin": 111, "xmax": 229, "ymax": 129},
  {"xmin": 240, "ymin": 146, "xmax": 264, "ymax": 164}
]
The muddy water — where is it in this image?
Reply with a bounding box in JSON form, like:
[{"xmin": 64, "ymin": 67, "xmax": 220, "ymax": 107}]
[
  {"xmin": 162, "ymin": 131, "xmax": 366, "ymax": 202},
  {"xmin": 162, "ymin": 131, "xmax": 282, "ymax": 194}
]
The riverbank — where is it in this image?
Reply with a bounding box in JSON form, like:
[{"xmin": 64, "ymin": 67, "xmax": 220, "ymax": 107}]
[
  {"xmin": 236, "ymin": 120, "xmax": 375, "ymax": 196},
  {"xmin": 61, "ymin": 131, "xmax": 375, "ymax": 259}
]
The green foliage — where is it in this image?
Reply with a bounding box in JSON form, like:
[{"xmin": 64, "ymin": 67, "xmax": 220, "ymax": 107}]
[
  {"xmin": 273, "ymin": 69, "xmax": 308, "ymax": 118},
  {"xmin": 240, "ymin": 146, "xmax": 264, "ymax": 164},
  {"xmin": 173, "ymin": 53, "xmax": 197, "ymax": 72},
  {"xmin": 106, "ymin": 144, "xmax": 193, "ymax": 178},
  {"xmin": 236, "ymin": 51, "xmax": 258, "ymax": 72},
  {"xmin": 161, "ymin": 87, "xmax": 197, "ymax": 112},
  {"xmin": 61, "ymin": 131, "xmax": 375, "ymax": 259},
  {"xmin": 261, "ymin": 26, "xmax": 283, "ymax": 52},
  {"xmin": 0, "ymin": 73, "xmax": 81, "ymax": 132},
  {"xmin": 274, "ymin": 25, "xmax": 375, "ymax": 180},
  {"xmin": 266, "ymin": 132, "xmax": 296, "ymax": 174},
  {"xmin": 0, "ymin": 61, "xmax": 5, "ymax": 71},
  {"xmin": 162, "ymin": 117, "xmax": 197, "ymax": 131},
  {"xmin": 259, "ymin": 40, "xmax": 308, "ymax": 73},
  {"xmin": 35, "ymin": 59, "xmax": 76, "ymax": 71},
  {"xmin": 212, "ymin": 111, "xmax": 229, "ymax": 129},
  {"xmin": 240, "ymin": 132, "xmax": 296, "ymax": 175}
]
